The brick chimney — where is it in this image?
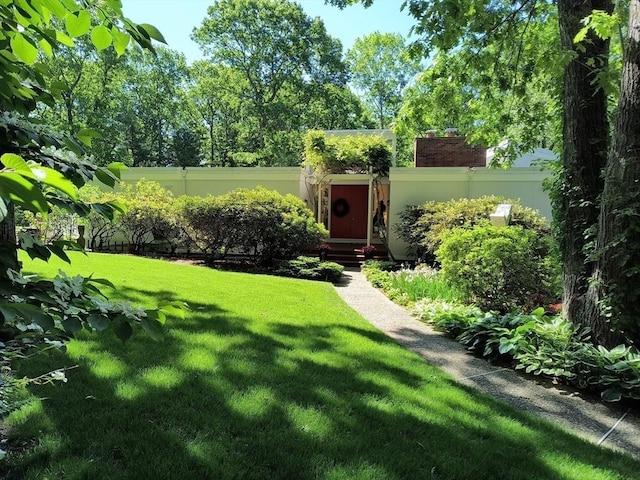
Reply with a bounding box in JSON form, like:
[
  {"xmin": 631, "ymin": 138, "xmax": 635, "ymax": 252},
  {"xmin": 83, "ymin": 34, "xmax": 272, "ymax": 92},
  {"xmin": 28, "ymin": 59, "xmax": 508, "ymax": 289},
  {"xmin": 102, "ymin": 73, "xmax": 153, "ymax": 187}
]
[{"xmin": 414, "ymin": 131, "xmax": 486, "ymax": 167}]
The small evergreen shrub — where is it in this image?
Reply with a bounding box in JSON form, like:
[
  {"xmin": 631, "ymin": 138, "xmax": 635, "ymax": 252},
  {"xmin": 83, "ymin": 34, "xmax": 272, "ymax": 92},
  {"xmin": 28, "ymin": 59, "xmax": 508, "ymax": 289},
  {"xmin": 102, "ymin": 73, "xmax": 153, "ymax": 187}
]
[
  {"xmin": 177, "ymin": 195, "xmax": 231, "ymax": 261},
  {"xmin": 117, "ymin": 179, "xmax": 180, "ymax": 254},
  {"xmin": 274, "ymin": 256, "xmax": 343, "ymax": 283},
  {"xmin": 436, "ymin": 225, "xmax": 560, "ymax": 313}
]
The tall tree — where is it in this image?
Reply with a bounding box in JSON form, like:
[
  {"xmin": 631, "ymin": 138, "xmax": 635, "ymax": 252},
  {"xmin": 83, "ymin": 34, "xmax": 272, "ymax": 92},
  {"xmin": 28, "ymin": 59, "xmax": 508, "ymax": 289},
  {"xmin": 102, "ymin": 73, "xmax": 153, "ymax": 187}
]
[
  {"xmin": 346, "ymin": 32, "xmax": 422, "ymax": 128},
  {"xmin": 394, "ymin": 10, "xmax": 562, "ymax": 164},
  {"xmin": 191, "ymin": 0, "xmax": 350, "ymax": 165},
  {"xmin": 556, "ymin": 0, "xmax": 614, "ymax": 344},
  {"xmin": 38, "ymin": 42, "xmax": 193, "ymax": 167},
  {"xmin": 585, "ymin": 3, "xmax": 640, "ymax": 344},
  {"xmin": 0, "ymin": 1, "xmax": 182, "ymax": 343},
  {"xmin": 122, "ymin": 47, "xmax": 191, "ymax": 166},
  {"xmin": 332, "ymin": 0, "xmax": 640, "ymax": 346}
]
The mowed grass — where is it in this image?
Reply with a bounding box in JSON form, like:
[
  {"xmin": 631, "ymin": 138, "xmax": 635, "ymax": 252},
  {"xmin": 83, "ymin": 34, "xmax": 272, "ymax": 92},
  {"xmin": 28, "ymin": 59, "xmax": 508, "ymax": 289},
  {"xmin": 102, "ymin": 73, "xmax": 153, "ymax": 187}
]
[{"xmin": 2, "ymin": 252, "xmax": 639, "ymax": 479}]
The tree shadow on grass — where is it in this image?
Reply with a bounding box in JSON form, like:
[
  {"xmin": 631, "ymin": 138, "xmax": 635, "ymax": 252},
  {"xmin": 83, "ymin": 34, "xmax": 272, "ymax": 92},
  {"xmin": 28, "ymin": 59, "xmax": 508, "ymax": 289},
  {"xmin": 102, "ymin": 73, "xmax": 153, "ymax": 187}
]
[{"xmin": 4, "ymin": 294, "xmax": 640, "ymax": 479}]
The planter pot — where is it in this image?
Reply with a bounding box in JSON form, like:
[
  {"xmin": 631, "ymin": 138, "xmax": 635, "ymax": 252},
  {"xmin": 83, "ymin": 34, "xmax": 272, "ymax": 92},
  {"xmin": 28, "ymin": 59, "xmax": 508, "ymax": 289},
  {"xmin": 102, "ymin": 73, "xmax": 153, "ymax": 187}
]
[
  {"xmin": 319, "ymin": 250, "xmax": 328, "ymax": 261},
  {"xmin": 364, "ymin": 251, "xmax": 374, "ymax": 260}
]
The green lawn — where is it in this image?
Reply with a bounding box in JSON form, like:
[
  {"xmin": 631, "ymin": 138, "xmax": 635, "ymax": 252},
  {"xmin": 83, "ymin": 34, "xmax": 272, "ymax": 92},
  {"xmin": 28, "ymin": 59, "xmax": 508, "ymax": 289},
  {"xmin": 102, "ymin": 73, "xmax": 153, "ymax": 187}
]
[{"xmin": 2, "ymin": 252, "xmax": 639, "ymax": 479}]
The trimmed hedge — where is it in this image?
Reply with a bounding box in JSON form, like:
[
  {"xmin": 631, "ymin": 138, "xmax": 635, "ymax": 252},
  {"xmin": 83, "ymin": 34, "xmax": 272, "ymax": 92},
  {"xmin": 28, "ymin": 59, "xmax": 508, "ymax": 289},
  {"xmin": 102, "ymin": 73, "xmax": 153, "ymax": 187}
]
[{"xmin": 178, "ymin": 186, "xmax": 327, "ymax": 265}]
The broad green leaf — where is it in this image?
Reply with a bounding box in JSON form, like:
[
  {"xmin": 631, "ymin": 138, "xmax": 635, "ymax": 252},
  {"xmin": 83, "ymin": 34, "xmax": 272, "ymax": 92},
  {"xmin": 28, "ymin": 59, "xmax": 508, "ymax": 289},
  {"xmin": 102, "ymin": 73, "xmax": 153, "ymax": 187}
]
[
  {"xmin": 530, "ymin": 307, "xmax": 545, "ymax": 318},
  {"xmin": 158, "ymin": 300, "xmax": 187, "ymax": 319},
  {"xmin": 13, "ymin": 303, "xmax": 55, "ymax": 331},
  {"xmin": 139, "ymin": 23, "xmax": 166, "ymax": 43},
  {"xmin": 609, "ymin": 344, "xmax": 628, "ymax": 357},
  {"xmin": 111, "ymin": 27, "xmax": 130, "ymax": 56},
  {"xmin": 104, "ymin": 0, "xmax": 124, "ymax": 11},
  {"xmin": 601, "ymin": 388, "xmax": 622, "ymax": 402},
  {"xmin": 39, "ymin": 37, "xmax": 53, "ymax": 57},
  {"xmin": 65, "ymin": 10, "xmax": 91, "ymax": 38},
  {"xmin": 30, "ymin": 165, "xmax": 78, "ymax": 200},
  {"xmin": 25, "ymin": 242, "xmax": 52, "ymax": 262},
  {"xmin": 94, "ymin": 168, "xmax": 116, "ymax": 188},
  {"xmin": 62, "ymin": 317, "xmax": 83, "ymax": 334},
  {"xmin": 0, "ymin": 172, "xmax": 49, "ymax": 214},
  {"xmin": 32, "ymin": 290, "xmax": 57, "ymax": 305},
  {"xmin": 60, "ymin": 0, "xmax": 81, "ymax": 10},
  {"xmin": 0, "ymin": 304, "xmax": 18, "ymax": 322},
  {"xmin": 77, "ymin": 128, "xmax": 101, "ymax": 146},
  {"xmin": 41, "ymin": 0, "xmax": 67, "ymax": 17},
  {"xmin": 88, "ymin": 313, "xmax": 110, "ymax": 331},
  {"xmin": 31, "ymin": 0, "xmax": 51, "ymax": 21},
  {"xmin": 48, "ymin": 242, "xmax": 71, "ymax": 263},
  {"xmin": 605, "ymin": 361, "xmax": 631, "ymax": 372},
  {"xmin": 87, "ymin": 276, "xmax": 115, "ymax": 289},
  {"xmin": 10, "ymin": 32, "xmax": 39, "ymax": 65},
  {"xmin": 141, "ymin": 316, "xmax": 164, "ymax": 341},
  {"xmin": 106, "ymin": 161, "xmax": 127, "ymax": 179},
  {"xmin": 107, "ymin": 199, "xmax": 126, "ymax": 214},
  {"xmin": 91, "ymin": 202, "xmax": 117, "ymax": 221},
  {"xmin": 146, "ymin": 309, "xmax": 167, "ymax": 325},
  {"xmin": 90, "ymin": 25, "xmax": 112, "ymax": 51},
  {"xmin": 1, "ymin": 153, "xmax": 31, "ymax": 172},
  {"xmin": 113, "ymin": 316, "xmax": 133, "ymax": 342},
  {"xmin": 55, "ymin": 29, "xmax": 75, "ymax": 47}
]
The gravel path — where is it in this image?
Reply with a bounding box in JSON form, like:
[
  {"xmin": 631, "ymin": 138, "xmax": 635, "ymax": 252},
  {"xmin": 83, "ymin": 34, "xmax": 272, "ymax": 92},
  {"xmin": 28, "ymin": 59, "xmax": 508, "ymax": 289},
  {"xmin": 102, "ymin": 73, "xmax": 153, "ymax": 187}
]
[{"xmin": 333, "ymin": 268, "xmax": 640, "ymax": 460}]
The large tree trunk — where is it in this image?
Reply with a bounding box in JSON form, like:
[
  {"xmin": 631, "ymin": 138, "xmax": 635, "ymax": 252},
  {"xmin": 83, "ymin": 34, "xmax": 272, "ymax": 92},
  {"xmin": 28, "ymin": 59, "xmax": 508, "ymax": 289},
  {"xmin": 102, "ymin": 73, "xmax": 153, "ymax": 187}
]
[
  {"xmin": 585, "ymin": 3, "xmax": 640, "ymax": 347},
  {"xmin": 0, "ymin": 203, "xmax": 19, "ymax": 281},
  {"xmin": 557, "ymin": 0, "xmax": 612, "ymax": 333}
]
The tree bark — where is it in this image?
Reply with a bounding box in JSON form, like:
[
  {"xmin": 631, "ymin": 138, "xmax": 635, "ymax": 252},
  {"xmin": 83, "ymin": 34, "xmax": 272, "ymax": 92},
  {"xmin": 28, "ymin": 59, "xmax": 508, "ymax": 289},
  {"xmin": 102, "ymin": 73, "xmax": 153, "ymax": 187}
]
[
  {"xmin": 586, "ymin": 2, "xmax": 640, "ymax": 346},
  {"xmin": 0, "ymin": 202, "xmax": 19, "ymax": 281},
  {"xmin": 557, "ymin": 0, "xmax": 612, "ymax": 333}
]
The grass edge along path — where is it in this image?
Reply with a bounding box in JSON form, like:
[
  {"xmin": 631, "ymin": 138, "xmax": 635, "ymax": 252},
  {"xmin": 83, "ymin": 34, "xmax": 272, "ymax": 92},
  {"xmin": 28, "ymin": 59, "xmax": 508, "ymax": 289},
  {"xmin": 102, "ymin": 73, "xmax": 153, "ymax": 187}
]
[{"xmin": 2, "ymin": 252, "xmax": 639, "ymax": 479}]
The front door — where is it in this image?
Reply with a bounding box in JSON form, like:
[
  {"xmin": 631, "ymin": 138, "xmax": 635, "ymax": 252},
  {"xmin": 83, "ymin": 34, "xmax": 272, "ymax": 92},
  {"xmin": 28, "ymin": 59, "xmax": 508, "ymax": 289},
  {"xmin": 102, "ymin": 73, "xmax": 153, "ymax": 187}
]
[{"xmin": 330, "ymin": 185, "xmax": 368, "ymax": 239}]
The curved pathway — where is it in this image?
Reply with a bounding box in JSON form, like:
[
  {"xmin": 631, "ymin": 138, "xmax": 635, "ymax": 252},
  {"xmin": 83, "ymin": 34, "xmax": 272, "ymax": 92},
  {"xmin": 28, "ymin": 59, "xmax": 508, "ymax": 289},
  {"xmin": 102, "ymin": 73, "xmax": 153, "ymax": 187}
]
[{"xmin": 334, "ymin": 268, "xmax": 640, "ymax": 460}]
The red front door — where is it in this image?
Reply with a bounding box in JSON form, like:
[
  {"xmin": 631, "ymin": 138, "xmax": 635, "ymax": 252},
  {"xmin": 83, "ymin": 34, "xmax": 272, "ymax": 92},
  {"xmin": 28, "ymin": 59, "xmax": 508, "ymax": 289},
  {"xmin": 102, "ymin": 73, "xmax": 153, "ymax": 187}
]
[{"xmin": 330, "ymin": 185, "xmax": 369, "ymax": 239}]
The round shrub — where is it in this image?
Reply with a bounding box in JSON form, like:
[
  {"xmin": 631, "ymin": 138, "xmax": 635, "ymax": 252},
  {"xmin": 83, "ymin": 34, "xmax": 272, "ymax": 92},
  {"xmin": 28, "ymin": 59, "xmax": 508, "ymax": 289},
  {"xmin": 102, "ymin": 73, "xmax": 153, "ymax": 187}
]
[
  {"xmin": 178, "ymin": 187, "xmax": 327, "ymax": 265},
  {"xmin": 395, "ymin": 195, "xmax": 551, "ymax": 264},
  {"xmin": 436, "ymin": 225, "xmax": 560, "ymax": 313}
]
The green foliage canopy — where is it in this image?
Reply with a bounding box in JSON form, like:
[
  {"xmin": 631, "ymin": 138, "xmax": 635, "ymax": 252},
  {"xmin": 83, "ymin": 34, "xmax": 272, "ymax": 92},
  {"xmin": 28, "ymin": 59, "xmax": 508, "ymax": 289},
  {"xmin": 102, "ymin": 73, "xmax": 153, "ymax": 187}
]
[
  {"xmin": 0, "ymin": 1, "xmax": 184, "ymax": 346},
  {"xmin": 303, "ymin": 130, "xmax": 392, "ymax": 175},
  {"xmin": 346, "ymin": 32, "xmax": 422, "ymax": 129},
  {"xmin": 191, "ymin": 0, "xmax": 359, "ymax": 166}
]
